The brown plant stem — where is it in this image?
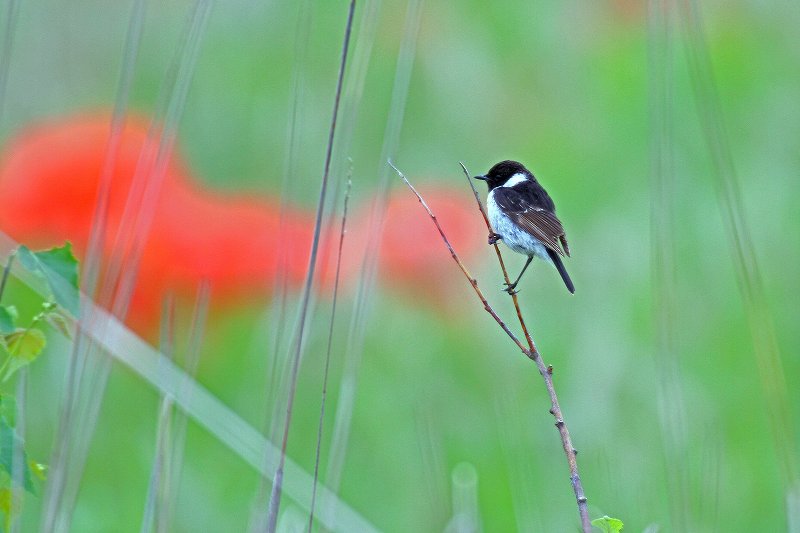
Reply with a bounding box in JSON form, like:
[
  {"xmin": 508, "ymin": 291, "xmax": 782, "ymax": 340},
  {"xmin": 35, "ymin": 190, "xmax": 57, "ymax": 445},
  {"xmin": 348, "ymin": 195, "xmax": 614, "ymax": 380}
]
[
  {"xmin": 390, "ymin": 161, "xmax": 591, "ymax": 533},
  {"xmin": 458, "ymin": 163, "xmax": 537, "ymax": 351}
]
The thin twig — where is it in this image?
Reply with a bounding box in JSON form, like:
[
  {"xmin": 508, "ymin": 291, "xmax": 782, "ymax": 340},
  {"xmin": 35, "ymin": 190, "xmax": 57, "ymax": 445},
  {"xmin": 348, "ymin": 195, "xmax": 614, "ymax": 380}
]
[
  {"xmin": 458, "ymin": 162, "xmax": 536, "ymax": 351},
  {"xmin": 388, "ymin": 162, "xmax": 527, "ymax": 353},
  {"xmin": 308, "ymin": 176, "xmax": 352, "ymax": 532},
  {"xmin": 266, "ymin": 2, "xmax": 357, "ymax": 530},
  {"xmin": 390, "ymin": 161, "xmax": 591, "ymax": 532}
]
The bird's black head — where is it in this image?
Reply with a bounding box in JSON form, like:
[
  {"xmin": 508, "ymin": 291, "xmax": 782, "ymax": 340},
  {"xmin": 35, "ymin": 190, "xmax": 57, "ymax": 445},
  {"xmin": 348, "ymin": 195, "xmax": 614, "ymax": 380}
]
[{"xmin": 473, "ymin": 160, "xmax": 533, "ymax": 191}]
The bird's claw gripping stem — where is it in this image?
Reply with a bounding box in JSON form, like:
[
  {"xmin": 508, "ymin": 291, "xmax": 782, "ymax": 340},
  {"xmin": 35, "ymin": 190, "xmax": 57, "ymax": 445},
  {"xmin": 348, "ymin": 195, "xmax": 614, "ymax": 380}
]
[
  {"xmin": 488, "ymin": 232, "xmax": 503, "ymax": 245},
  {"xmin": 503, "ymin": 282, "xmax": 519, "ymax": 295}
]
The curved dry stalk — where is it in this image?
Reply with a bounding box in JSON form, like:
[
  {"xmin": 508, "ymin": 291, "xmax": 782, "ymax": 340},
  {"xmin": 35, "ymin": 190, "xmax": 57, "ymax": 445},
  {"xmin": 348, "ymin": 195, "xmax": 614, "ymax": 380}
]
[
  {"xmin": 390, "ymin": 161, "xmax": 591, "ymax": 533},
  {"xmin": 266, "ymin": 2, "xmax": 357, "ymax": 530},
  {"xmin": 308, "ymin": 177, "xmax": 352, "ymax": 532}
]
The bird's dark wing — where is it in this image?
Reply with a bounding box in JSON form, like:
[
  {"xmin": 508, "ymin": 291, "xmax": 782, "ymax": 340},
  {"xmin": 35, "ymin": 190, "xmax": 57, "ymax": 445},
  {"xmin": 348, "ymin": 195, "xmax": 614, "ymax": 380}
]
[{"xmin": 492, "ymin": 186, "xmax": 571, "ymax": 257}]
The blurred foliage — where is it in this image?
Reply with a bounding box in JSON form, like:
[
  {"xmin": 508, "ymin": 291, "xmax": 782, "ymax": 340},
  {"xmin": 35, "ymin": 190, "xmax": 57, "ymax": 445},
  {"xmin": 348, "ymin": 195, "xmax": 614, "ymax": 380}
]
[
  {"xmin": 0, "ymin": 243, "xmax": 79, "ymax": 527},
  {"xmin": 0, "ymin": 1, "xmax": 798, "ymax": 532}
]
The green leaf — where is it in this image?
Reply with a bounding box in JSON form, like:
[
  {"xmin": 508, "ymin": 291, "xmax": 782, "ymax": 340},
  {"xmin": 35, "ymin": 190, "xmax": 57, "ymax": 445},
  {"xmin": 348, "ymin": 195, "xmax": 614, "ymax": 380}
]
[
  {"xmin": 5, "ymin": 329, "xmax": 46, "ymax": 362},
  {"xmin": 0, "ymin": 308, "xmax": 13, "ymax": 335},
  {"xmin": 16, "ymin": 243, "xmax": 80, "ymax": 317},
  {"xmin": 3, "ymin": 328, "xmax": 46, "ymax": 381},
  {"xmin": 592, "ymin": 516, "xmax": 624, "ymax": 533},
  {"xmin": 0, "ymin": 416, "xmax": 33, "ymax": 493}
]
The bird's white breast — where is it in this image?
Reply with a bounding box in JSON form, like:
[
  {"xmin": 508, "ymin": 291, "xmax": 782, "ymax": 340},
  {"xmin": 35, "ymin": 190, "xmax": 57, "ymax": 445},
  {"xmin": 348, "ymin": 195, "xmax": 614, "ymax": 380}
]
[{"xmin": 487, "ymin": 184, "xmax": 552, "ymax": 263}]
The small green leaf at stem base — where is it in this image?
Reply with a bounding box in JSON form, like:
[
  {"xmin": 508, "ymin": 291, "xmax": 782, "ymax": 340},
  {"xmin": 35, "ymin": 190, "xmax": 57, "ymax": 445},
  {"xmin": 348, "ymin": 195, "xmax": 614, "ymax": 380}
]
[
  {"xmin": 2, "ymin": 328, "xmax": 46, "ymax": 381},
  {"xmin": 16, "ymin": 243, "xmax": 80, "ymax": 317},
  {"xmin": 592, "ymin": 515, "xmax": 624, "ymax": 532},
  {"xmin": 5, "ymin": 329, "xmax": 46, "ymax": 363}
]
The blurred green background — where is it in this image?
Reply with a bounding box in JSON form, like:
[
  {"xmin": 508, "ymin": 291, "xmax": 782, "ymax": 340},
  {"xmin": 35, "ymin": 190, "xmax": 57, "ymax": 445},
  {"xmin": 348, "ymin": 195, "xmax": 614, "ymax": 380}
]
[{"xmin": 1, "ymin": 0, "xmax": 799, "ymax": 531}]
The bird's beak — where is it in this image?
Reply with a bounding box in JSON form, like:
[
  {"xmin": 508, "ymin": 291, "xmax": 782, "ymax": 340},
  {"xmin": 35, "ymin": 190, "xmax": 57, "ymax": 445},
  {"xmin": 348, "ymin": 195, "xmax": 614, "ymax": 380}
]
[{"xmin": 473, "ymin": 175, "xmax": 487, "ymax": 181}]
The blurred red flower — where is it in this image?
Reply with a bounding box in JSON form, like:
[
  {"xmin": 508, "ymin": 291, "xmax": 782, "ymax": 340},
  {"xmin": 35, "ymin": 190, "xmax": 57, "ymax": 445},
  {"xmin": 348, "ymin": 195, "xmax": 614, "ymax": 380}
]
[{"xmin": 0, "ymin": 113, "xmax": 484, "ymax": 332}]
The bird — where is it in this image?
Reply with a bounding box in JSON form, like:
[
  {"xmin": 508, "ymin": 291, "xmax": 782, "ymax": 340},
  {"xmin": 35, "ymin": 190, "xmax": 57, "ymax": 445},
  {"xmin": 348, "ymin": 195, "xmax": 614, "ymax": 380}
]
[{"xmin": 473, "ymin": 160, "xmax": 574, "ymax": 294}]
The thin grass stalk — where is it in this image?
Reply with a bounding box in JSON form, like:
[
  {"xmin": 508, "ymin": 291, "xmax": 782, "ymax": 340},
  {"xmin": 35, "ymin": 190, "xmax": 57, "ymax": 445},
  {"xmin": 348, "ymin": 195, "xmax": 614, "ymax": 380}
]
[
  {"xmin": 308, "ymin": 178, "xmax": 352, "ymax": 532},
  {"xmin": 0, "ymin": 252, "xmax": 13, "ymax": 301},
  {"xmin": 788, "ymin": 486, "xmax": 800, "ymax": 533},
  {"xmin": 159, "ymin": 283, "xmax": 210, "ymax": 533},
  {"xmin": 0, "ymin": 250, "xmax": 13, "ymax": 530},
  {"xmin": 262, "ymin": 0, "xmax": 315, "ymax": 440},
  {"xmin": 312, "ymin": 0, "xmax": 383, "ymax": 271},
  {"xmin": 250, "ymin": 5, "xmax": 316, "ymax": 522},
  {"xmin": 10, "ymin": 368, "xmax": 27, "ymax": 533},
  {"xmin": 0, "ymin": 0, "xmax": 20, "ymax": 125},
  {"xmin": 324, "ymin": 1, "xmax": 422, "ymax": 506},
  {"xmin": 646, "ymin": 0, "xmax": 693, "ymax": 529},
  {"xmin": 332, "ymin": 0, "xmax": 382, "ymax": 180},
  {"xmin": 140, "ymin": 297, "xmax": 176, "ymax": 533},
  {"xmin": 494, "ymin": 391, "xmax": 543, "ymax": 532},
  {"xmin": 446, "ymin": 463, "xmax": 481, "ymax": 533},
  {"xmin": 679, "ymin": 0, "xmax": 798, "ymax": 492},
  {"xmin": 413, "ymin": 409, "xmax": 448, "ymax": 528},
  {"xmin": 41, "ymin": 0, "xmax": 148, "ymax": 527},
  {"xmin": 265, "ymin": 2, "xmax": 357, "ymax": 530},
  {"xmin": 82, "ymin": 0, "xmax": 147, "ymax": 305},
  {"xmin": 42, "ymin": 3, "xmax": 213, "ymax": 530},
  {"xmin": 0, "ymin": 230, "xmax": 378, "ymax": 533},
  {"xmin": 251, "ymin": 4, "xmax": 322, "ymax": 471},
  {"xmin": 60, "ymin": 6, "xmax": 211, "ymax": 527},
  {"xmin": 312, "ymin": 10, "xmax": 384, "ymax": 493},
  {"xmin": 391, "ymin": 162, "xmax": 591, "ymax": 532}
]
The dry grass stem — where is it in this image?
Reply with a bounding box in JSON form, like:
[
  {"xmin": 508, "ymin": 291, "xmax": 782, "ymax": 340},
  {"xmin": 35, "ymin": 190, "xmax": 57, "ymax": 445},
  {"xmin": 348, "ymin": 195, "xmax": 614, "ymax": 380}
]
[
  {"xmin": 266, "ymin": 2, "xmax": 357, "ymax": 530},
  {"xmin": 308, "ymin": 177, "xmax": 352, "ymax": 532}
]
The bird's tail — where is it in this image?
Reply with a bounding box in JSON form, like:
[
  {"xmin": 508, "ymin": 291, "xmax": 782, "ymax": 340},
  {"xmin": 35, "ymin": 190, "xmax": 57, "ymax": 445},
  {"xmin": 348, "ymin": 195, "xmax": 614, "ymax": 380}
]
[{"xmin": 547, "ymin": 249, "xmax": 575, "ymax": 294}]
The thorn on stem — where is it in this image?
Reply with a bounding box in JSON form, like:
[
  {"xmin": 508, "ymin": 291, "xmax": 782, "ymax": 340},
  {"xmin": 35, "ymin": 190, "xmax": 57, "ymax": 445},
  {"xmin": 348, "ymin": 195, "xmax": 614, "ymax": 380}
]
[
  {"xmin": 555, "ymin": 419, "xmax": 565, "ymax": 428},
  {"xmin": 549, "ymin": 407, "xmax": 556, "ymax": 415},
  {"xmin": 577, "ymin": 497, "xmax": 588, "ymax": 504},
  {"xmin": 547, "ymin": 365, "xmax": 553, "ymax": 374}
]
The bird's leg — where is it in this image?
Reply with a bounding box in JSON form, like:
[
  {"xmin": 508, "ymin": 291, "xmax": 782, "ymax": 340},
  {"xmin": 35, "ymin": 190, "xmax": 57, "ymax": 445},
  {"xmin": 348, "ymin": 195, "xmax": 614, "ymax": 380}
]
[
  {"xmin": 504, "ymin": 256, "xmax": 533, "ymax": 294},
  {"xmin": 488, "ymin": 232, "xmax": 503, "ymax": 245}
]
